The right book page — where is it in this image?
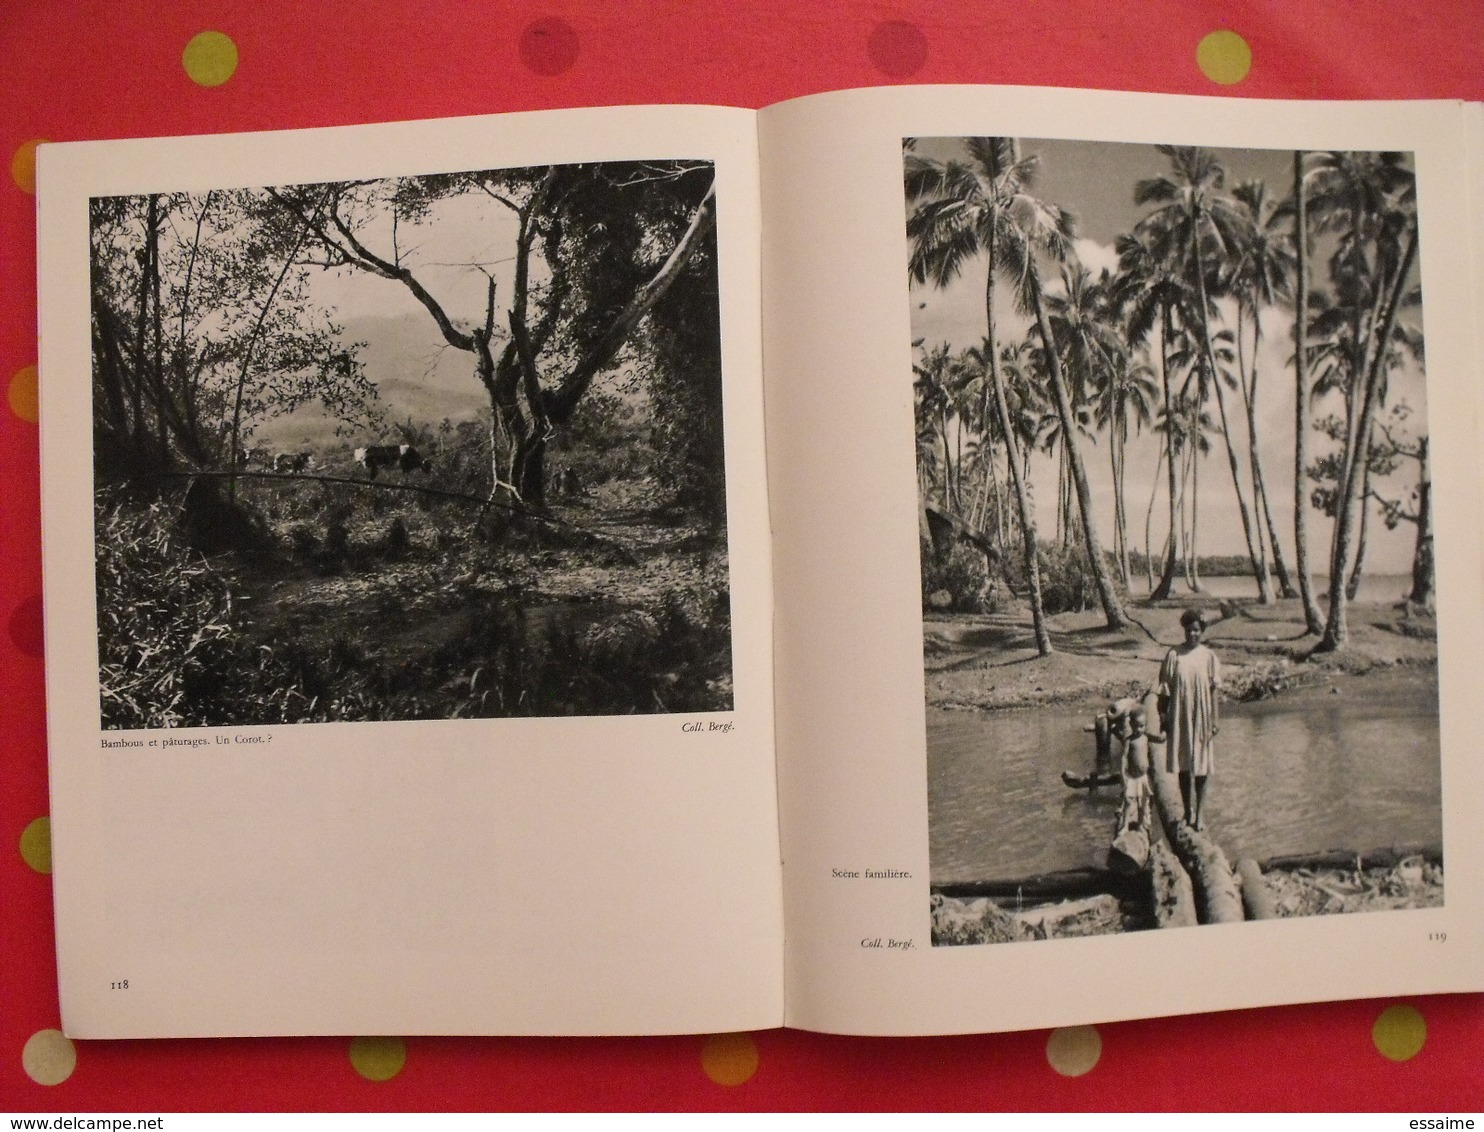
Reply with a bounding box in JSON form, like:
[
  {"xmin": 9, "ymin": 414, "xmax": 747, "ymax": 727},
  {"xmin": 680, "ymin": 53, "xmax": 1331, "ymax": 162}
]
[{"xmin": 761, "ymin": 85, "xmax": 1484, "ymax": 1036}]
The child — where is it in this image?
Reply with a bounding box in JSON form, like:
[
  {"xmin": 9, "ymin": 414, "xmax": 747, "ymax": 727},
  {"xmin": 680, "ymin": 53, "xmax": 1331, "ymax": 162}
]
[
  {"xmin": 1118, "ymin": 706, "xmax": 1160, "ymax": 833},
  {"xmin": 1088, "ymin": 696, "xmax": 1141, "ymax": 778}
]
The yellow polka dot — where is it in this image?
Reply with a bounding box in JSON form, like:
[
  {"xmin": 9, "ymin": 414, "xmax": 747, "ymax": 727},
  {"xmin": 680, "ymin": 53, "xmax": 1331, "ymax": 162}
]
[
  {"xmin": 1046, "ymin": 1025, "xmax": 1102, "ymax": 1077},
  {"xmin": 10, "ymin": 365, "xmax": 38, "ymax": 423},
  {"xmin": 1373, "ymin": 1004, "xmax": 1427, "ymax": 1062},
  {"xmin": 1197, "ymin": 30, "xmax": 1252, "ymax": 85},
  {"xmin": 349, "ymin": 1036, "xmax": 406, "ymax": 1081},
  {"xmin": 182, "ymin": 31, "xmax": 239, "ymax": 88},
  {"xmin": 22, "ymin": 1029, "xmax": 76, "ymax": 1086},
  {"xmin": 20, "ymin": 816, "xmax": 51, "ymax": 875},
  {"xmin": 11, "ymin": 139, "xmax": 46, "ymax": 195},
  {"xmin": 701, "ymin": 1032, "xmax": 759, "ymax": 1086}
]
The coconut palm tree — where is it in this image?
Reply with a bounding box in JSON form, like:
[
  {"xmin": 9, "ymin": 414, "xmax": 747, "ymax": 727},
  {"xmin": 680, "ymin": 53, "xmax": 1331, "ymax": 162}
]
[
  {"xmin": 1229, "ymin": 178, "xmax": 1299, "ymax": 599},
  {"xmin": 1304, "ymin": 151, "xmax": 1419, "ymax": 650},
  {"xmin": 944, "ymin": 348, "xmax": 984, "ymax": 515},
  {"xmin": 1046, "ymin": 262, "xmax": 1121, "ymax": 419},
  {"xmin": 908, "ymin": 138, "xmax": 1132, "ymax": 644},
  {"xmin": 1112, "ymin": 228, "xmax": 1188, "ymax": 600},
  {"xmin": 912, "ymin": 342, "xmax": 956, "ymax": 508},
  {"xmin": 905, "ymin": 139, "xmax": 1062, "ymax": 650},
  {"xmin": 997, "ymin": 338, "xmax": 1047, "ymax": 488},
  {"xmin": 1305, "ymin": 267, "xmax": 1422, "ymax": 602},
  {"xmin": 1045, "ymin": 261, "xmax": 1125, "ymax": 548},
  {"xmin": 954, "ymin": 342, "xmax": 1001, "ymax": 535},
  {"xmin": 1094, "ymin": 343, "xmax": 1160, "ymax": 587},
  {"xmin": 1135, "ymin": 145, "xmax": 1271, "ymax": 602},
  {"xmin": 1034, "ymin": 392, "xmax": 1095, "ymax": 547},
  {"xmin": 1290, "ymin": 150, "xmax": 1326, "ymax": 632},
  {"xmin": 1166, "ymin": 391, "xmax": 1218, "ymax": 591},
  {"xmin": 962, "ymin": 338, "xmax": 1019, "ymax": 553}
]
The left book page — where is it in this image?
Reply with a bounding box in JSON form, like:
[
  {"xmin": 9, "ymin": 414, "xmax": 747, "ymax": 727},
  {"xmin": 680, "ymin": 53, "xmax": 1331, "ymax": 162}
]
[{"xmin": 36, "ymin": 104, "xmax": 781, "ymax": 1038}]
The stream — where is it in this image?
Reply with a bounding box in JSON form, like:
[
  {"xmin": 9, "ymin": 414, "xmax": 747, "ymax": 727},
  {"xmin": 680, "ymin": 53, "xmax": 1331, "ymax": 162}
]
[{"xmin": 927, "ymin": 670, "xmax": 1442, "ymax": 882}]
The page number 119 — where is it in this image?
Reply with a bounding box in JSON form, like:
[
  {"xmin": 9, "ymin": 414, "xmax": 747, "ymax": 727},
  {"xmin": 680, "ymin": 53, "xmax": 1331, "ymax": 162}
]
[{"xmin": 1429, "ymin": 932, "xmax": 1447, "ymax": 943}]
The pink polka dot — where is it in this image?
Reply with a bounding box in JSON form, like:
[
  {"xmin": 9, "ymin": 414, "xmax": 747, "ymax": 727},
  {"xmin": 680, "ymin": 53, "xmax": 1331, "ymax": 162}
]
[
  {"xmin": 868, "ymin": 21, "xmax": 927, "ymax": 79},
  {"xmin": 520, "ymin": 18, "xmax": 579, "ymax": 77},
  {"xmin": 9, "ymin": 594, "xmax": 43, "ymax": 658}
]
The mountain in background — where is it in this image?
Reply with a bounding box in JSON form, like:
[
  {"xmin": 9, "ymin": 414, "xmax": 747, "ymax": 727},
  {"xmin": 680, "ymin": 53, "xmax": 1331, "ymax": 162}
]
[{"xmin": 250, "ymin": 314, "xmax": 488, "ymax": 451}]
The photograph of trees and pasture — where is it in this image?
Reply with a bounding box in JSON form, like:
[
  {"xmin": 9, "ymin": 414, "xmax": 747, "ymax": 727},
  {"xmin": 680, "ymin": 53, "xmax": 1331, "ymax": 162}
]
[
  {"xmin": 904, "ymin": 138, "xmax": 1441, "ymax": 945},
  {"xmin": 91, "ymin": 158, "xmax": 733, "ymax": 728}
]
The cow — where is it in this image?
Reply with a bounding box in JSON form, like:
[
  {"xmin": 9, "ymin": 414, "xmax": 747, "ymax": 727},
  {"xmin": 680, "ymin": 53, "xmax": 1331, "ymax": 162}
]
[
  {"xmin": 233, "ymin": 445, "xmax": 268, "ymax": 467},
  {"xmin": 271, "ymin": 451, "xmax": 314, "ymax": 474},
  {"xmin": 354, "ymin": 444, "xmax": 432, "ymax": 480}
]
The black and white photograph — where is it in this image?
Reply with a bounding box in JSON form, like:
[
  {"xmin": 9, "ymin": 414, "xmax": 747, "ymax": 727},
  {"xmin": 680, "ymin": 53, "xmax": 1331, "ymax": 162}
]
[
  {"xmin": 904, "ymin": 137, "xmax": 1442, "ymax": 944},
  {"xmin": 91, "ymin": 157, "xmax": 733, "ymax": 727}
]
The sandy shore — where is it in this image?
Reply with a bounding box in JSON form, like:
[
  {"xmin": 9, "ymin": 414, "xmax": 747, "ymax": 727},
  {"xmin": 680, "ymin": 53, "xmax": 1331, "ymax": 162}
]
[{"xmin": 924, "ymin": 594, "xmax": 1437, "ymax": 714}]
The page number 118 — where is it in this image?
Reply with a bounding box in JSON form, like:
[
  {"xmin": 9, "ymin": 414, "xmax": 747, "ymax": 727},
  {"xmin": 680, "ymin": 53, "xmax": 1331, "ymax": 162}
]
[{"xmin": 110, "ymin": 979, "xmax": 129, "ymax": 989}]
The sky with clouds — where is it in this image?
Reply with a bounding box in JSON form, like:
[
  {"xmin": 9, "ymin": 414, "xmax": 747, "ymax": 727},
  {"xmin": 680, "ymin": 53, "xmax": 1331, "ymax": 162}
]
[{"xmin": 907, "ymin": 136, "xmax": 1428, "ymax": 583}]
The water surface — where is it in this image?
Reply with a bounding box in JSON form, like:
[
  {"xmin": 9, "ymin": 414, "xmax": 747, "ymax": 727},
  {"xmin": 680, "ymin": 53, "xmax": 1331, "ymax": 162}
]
[{"xmin": 928, "ymin": 673, "xmax": 1441, "ymax": 882}]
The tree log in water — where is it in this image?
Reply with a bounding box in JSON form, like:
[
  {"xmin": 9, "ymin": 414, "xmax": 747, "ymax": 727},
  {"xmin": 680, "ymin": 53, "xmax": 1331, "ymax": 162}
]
[
  {"xmin": 1150, "ymin": 841, "xmax": 1197, "ymax": 928},
  {"xmin": 932, "ymin": 866, "xmax": 1139, "ymax": 903},
  {"xmin": 1110, "ymin": 826, "xmax": 1150, "ymax": 873},
  {"xmin": 1259, "ymin": 845, "xmax": 1441, "ymax": 871},
  {"xmin": 1235, "ymin": 857, "xmax": 1278, "ymax": 920},
  {"xmin": 1150, "ymin": 769, "xmax": 1244, "ymax": 924}
]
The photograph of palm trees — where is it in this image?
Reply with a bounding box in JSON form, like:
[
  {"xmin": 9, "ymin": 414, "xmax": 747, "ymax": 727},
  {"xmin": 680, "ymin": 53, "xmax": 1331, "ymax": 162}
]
[
  {"xmin": 90, "ymin": 159, "xmax": 733, "ymax": 728},
  {"xmin": 906, "ymin": 137, "xmax": 1441, "ymax": 945}
]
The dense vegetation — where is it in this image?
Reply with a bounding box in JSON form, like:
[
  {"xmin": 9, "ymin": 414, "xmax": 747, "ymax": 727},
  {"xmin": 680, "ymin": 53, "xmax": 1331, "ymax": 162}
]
[{"xmin": 91, "ymin": 161, "xmax": 732, "ymax": 728}]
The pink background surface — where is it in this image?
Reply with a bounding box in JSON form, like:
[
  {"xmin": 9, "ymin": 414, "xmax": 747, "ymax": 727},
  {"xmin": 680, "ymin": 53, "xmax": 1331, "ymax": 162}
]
[{"xmin": 2, "ymin": 0, "xmax": 1481, "ymax": 1111}]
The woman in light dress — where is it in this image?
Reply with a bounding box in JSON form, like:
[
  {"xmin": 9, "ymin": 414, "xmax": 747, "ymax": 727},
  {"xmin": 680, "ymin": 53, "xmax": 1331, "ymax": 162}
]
[{"xmin": 1159, "ymin": 608, "xmax": 1221, "ymax": 831}]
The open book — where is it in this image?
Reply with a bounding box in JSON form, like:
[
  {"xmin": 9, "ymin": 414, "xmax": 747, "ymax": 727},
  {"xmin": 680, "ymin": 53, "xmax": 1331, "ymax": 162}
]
[{"xmin": 36, "ymin": 85, "xmax": 1484, "ymax": 1039}]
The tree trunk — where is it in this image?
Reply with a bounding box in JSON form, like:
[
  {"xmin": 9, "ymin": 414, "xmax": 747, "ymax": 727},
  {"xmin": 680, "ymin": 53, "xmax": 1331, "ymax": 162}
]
[
  {"xmin": 1112, "ymin": 421, "xmax": 1130, "ymax": 586},
  {"xmin": 148, "ymin": 198, "xmax": 168, "ymax": 470},
  {"xmin": 1319, "ymin": 222, "xmax": 1419, "ymax": 651},
  {"xmin": 1234, "ymin": 858, "xmax": 1279, "ymax": 921},
  {"xmin": 1292, "ymin": 151, "xmax": 1326, "ymax": 633},
  {"xmin": 1192, "ymin": 230, "xmax": 1269, "ymax": 602},
  {"xmin": 1346, "ymin": 458, "xmax": 1373, "ymax": 601},
  {"xmin": 1187, "ymin": 446, "xmax": 1202, "ymax": 593},
  {"xmin": 954, "ymin": 412, "xmax": 964, "ymax": 515},
  {"xmin": 1150, "ymin": 840, "xmax": 1199, "ymax": 928},
  {"xmin": 1409, "ymin": 438, "xmax": 1434, "ymax": 610},
  {"xmin": 512, "ymin": 432, "xmax": 548, "ymax": 506},
  {"xmin": 1150, "ymin": 770, "xmax": 1244, "ymax": 924},
  {"xmin": 983, "ymin": 262, "xmax": 1052, "ymax": 655},
  {"xmin": 92, "ymin": 304, "xmax": 131, "ymax": 452},
  {"xmin": 1143, "ymin": 444, "xmax": 1165, "ymax": 595},
  {"xmin": 1242, "ymin": 317, "xmax": 1297, "ymax": 597},
  {"xmin": 1031, "ymin": 289, "xmax": 1128, "ymax": 630},
  {"xmin": 128, "ymin": 196, "xmax": 156, "ymax": 464},
  {"xmin": 1210, "ymin": 361, "xmax": 1270, "ymax": 601},
  {"xmin": 932, "ymin": 867, "xmax": 1134, "ymax": 902},
  {"xmin": 1254, "ymin": 455, "xmax": 1297, "ymax": 598},
  {"xmin": 1151, "ymin": 306, "xmax": 1181, "ymax": 601}
]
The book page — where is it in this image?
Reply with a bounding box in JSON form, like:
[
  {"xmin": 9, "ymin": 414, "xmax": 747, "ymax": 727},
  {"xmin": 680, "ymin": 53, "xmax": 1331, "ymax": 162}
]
[
  {"xmin": 761, "ymin": 86, "xmax": 1484, "ymax": 1035},
  {"xmin": 38, "ymin": 104, "xmax": 783, "ymax": 1038}
]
